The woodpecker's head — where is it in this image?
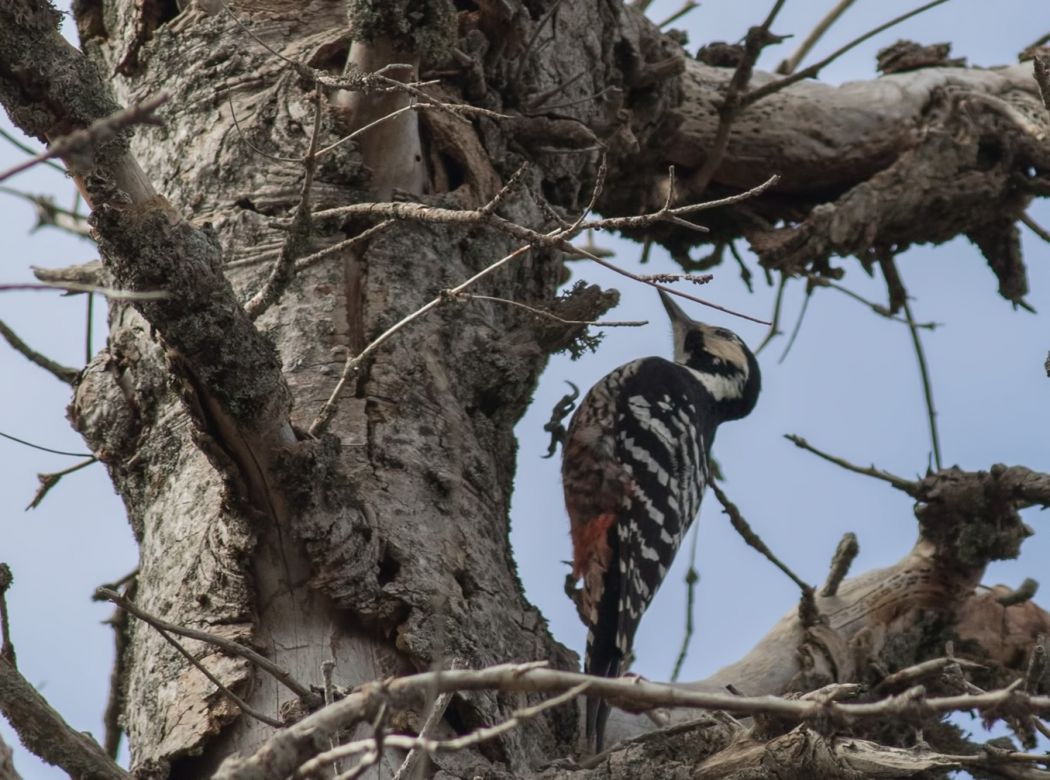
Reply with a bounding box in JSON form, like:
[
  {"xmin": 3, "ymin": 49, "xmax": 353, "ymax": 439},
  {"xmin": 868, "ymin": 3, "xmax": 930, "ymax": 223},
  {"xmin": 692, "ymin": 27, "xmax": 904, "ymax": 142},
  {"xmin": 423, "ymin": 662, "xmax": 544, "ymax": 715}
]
[{"xmin": 659, "ymin": 290, "xmax": 761, "ymax": 419}]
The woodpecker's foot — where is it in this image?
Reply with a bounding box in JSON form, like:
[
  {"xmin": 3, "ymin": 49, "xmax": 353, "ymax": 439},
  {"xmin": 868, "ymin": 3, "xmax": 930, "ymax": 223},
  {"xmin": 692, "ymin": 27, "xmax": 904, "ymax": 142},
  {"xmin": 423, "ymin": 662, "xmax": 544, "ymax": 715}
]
[{"xmin": 542, "ymin": 380, "xmax": 579, "ymax": 458}]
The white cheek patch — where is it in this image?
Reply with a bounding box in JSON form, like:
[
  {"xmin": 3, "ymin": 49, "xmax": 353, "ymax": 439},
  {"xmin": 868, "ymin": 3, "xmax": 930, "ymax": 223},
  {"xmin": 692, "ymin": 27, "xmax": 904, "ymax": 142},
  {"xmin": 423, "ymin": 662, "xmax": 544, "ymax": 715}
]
[
  {"xmin": 703, "ymin": 333, "xmax": 748, "ymax": 376},
  {"xmin": 684, "ymin": 366, "xmax": 746, "ymax": 401}
]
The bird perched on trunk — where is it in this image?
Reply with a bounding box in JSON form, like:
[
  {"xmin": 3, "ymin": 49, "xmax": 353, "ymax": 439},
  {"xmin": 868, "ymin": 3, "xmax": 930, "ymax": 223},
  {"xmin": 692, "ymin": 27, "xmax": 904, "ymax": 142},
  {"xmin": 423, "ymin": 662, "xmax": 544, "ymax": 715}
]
[{"xmin": 562, "ymin": 290, "xmax": 761, "ymax": 752}]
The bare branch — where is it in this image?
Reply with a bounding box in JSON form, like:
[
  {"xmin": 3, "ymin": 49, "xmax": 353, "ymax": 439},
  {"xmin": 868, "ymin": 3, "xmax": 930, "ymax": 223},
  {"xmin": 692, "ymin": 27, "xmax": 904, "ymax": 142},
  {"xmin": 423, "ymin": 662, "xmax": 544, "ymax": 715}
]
[
  {"xmin": 902, "ymin": 292, "xmax": 943, "ymax": 471},
  {"xmin": 0, "ymin": 127, "xmax": 65, "ymax": 174},
  {"xmin": 309, "ymin": 180, "xmax": 775, "ymax": 327},
  {"xmin": 391, "ymin": 689, "xmax": 453, "ymax": 780},
  {"xmin": 821, "ymin": 532, "xmax": 859, "ymax": 598},
  {"xmin": 875, "ymin": 656, "xmax": 984, "ymax": 693},
  {"xmin": 307, "ymin": 684, "xmax": 590, "ymax": 778},
  {"xmin": 0, "ymin": 186, "xmax": 92, "ymax": 238},
  {"xmin": 656, "ymin": 1, "xmax": 699, "ymax": 29},
  {"xmin": 1021, "ymin": 212, "xmax": 1050, "ymax": 244},
  {"xmin": 691, "ymin": 1, "xmax": 788, "ymax": 194},
  {"xmin": 778, "ymin": 283, "xmax": 812, "ymax": 363},
  {"xmin": 709, "ymin": 481, "xmax": 813, "ymax": 597},
  {"xmin": 785, "ymin": 434, "xmax": 919, "ymax": 493},
  {"xmin": 26, "ymin": 457, "xmax": 96, "ymax": 510},
  {"xmin": 0, "ymin": 431, "xmax": 92, "ymax": 458},
  {"xmin": 999, "ymin": 578, "xmax": 1040, "ymax": 607},
  {"xmin": 755, "ymin": 273, "xmax": 788, "ymax": 355},
  {"xmin": 0, "ymin": 94, "xmax": 167, "ymax": 185},
  {"xmin": 0, "ymin": 320, "xmax": 78, "ymax": 384},
  {"xmin": 670, "ymin": 524, "xmax": 701, "ymax": 683},
  {"xmin": 0, "ymin": 625, "xmax": 128, "ymax": 779},
  {"xmin": 96, "ymin": 588, "xmax": 319, "ymax": 706},
  {"xmin": 744, "ymin": 0, "xmax": 953, "ymax": 106},
  {"xmin": 214, "ymin": 661, "xmax": 1050, "ymax": 780},
  {"xmin": 581, "ymin": 173, "xmax": 780, "ymax": 233},
  {"xmin": 458, "ymin": 294, "xmax": 646, "ymax": 328},
  {"xmin": 0, "ymin": 282, "xmax": 167, "ymax": 300},
  {"xmin": 805, "ymin": 275, "xmax": 939, "ymax": 329},
  {"xmin": 307, "ymin": 177, "xmax": 774, "ymax": 434},
  {"xmin": 776, "ymin": 0, "xmax": 858, "ymax": 75}
]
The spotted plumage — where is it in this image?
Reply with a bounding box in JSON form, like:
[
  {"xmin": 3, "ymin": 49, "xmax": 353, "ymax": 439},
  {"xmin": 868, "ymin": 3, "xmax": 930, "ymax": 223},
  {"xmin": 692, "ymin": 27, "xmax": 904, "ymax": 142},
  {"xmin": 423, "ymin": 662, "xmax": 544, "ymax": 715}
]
[{"xmin": 562, "ymin": 290, "xmax": 761, "ymax": 751}]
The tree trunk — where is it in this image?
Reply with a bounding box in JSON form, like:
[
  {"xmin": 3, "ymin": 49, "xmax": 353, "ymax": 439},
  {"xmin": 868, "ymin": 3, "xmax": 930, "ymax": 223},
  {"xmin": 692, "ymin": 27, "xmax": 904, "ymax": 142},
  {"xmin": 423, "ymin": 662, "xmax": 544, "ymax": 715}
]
[{"xmin": 1, "ymin": 0, "xmax": 1048, "ymax": 777}]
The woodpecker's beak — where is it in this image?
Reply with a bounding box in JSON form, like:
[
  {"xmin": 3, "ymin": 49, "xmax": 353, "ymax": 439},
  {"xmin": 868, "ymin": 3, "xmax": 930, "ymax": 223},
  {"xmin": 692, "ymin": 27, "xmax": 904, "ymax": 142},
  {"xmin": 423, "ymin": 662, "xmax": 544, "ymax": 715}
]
[
  {"xmin": 659, "ymin": 289, "xmax": 700, "ymax": 364},
  {"xmin": 658, "ymin": 289, "xmax": 695, "ymax": 327}
]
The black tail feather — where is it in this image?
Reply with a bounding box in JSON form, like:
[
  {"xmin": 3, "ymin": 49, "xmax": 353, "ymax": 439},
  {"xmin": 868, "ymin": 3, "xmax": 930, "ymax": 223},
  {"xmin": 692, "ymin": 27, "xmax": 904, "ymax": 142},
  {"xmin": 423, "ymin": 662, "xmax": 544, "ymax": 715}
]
[{"xmin": 584, "ymin": 527, "xmax": 624, "ymax": 753}]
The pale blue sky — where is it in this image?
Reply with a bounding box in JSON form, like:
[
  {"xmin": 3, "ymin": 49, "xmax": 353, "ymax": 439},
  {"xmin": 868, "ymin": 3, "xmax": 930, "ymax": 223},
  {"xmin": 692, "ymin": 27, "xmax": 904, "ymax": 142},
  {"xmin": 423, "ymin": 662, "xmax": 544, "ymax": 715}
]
[{"xmin": 2, "ymin": 1, "xmax": 1048, "ymax": 776}]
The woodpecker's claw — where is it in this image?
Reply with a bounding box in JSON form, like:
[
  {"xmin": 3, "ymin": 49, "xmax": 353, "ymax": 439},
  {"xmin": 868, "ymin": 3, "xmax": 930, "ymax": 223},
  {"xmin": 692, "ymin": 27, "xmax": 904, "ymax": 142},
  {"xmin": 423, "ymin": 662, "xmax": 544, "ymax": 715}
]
[{"xmin": 542, "ymin": 381, "xmax": 580, "ymax": 458}]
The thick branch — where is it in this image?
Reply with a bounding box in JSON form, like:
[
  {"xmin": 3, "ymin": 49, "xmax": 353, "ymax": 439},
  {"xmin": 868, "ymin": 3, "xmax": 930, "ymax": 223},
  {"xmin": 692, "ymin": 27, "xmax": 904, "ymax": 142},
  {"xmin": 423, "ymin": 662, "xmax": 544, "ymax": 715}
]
[
  {"xmin": 0, "ymin": 0, "xmax": 292, "ymax": 439},
  {"xmin": 0, "ymin": 657, "xmax": 128, "ymax": 780}
]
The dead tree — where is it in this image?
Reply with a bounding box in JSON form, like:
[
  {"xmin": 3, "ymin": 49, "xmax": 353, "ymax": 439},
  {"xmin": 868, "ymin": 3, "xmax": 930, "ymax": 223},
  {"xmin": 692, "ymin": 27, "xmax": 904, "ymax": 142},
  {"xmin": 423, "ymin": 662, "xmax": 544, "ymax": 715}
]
[{"xmin": 0, "ymin": 0, "xmax": 1048, "ymax": 777}]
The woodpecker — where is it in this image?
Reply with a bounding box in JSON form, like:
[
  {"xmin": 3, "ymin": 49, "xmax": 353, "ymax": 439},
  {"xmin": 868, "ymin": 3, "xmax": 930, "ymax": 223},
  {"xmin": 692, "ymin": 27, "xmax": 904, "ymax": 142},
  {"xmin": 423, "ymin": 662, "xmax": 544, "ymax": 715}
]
[{"xmin": 562, "ymin": 289, "xmax": 761, "ymax": 751}]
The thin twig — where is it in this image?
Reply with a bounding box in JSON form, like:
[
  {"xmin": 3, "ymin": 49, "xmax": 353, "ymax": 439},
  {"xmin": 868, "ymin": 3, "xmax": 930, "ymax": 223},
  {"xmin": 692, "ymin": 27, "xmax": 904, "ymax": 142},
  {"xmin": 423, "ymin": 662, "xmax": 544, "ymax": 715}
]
[
  {"xmin": 744, "ymin": 0, "xmax": 952, "ymax": 106},
  {"xmin": 755, "ymin": 272, "xmax": 788, "ymax": 354},
  {"xmin": 0, "ymin": 319, "xmax": 78, "ymax": 384},
  {"xmin": 310, "ymin": 178, "xmax": 777, "ymax": 321},
  {"xmin": 0, "ymin": 186, "xmax": 93, "ymax": 237},
  {"xmin": 321, "ymin": 659, "xmax": 341, "ymax": 776},
  {"xmin": 778, "ymin": 283, "xmax": 811, "ymax": 363},
  {"xmin": 874, "ymin": 656, "xmax": 984, "ymax": 693},
  {"xmin": 293, "ymin": 220, "xmax": 395, "ymax": 272},
  {"xmin": 478, "ymin": 163, "xmax": 529, "ymax": 217},
  {"xmin": 301, "ymin": 683, "xmax": 590, "ymax": 778},
  {"xmin": 806, "ymin": 275, "xmax": 939, "ymax": 329},
  {"xmin": 998, "ymin": 578, "xmax": 1039, "ymax": 607},
  {"xmin": 307, "ymin": 173, "xmax": 776, "ymax": 436},
  {"xmin": 776, "ymin": 0, "xmax": 858, "ymax": 74},
  {"xmin": 226, "ymin": 93, "xmax": 300, "ymax": 164},
  {"xmin": 459, "ymin": 294, "xmax": 646, "ymax": 327},
  {"xmin": 26, "ymin": 458, "xmax": 97, "ymax": 510},
  {"xmin": 392, "ymin": 690, "xmax": 453, "ymax": 780},
  {"xmin": 785, "ymin": 434, "xmax": 918, "ymax": 493},
  {"xmin": 86, "ymin": 292, "xmax": 94, "ymax": 362},
  {"xmin": 0, "ymin": 282, "xmax": 168, "ymax": 300},
  {"xmin": 821, "ymin": 532, "xmax": 859, "ymax": 598},
  {"xmin": 516, "ymin": 0, "xmax": 567, "ymax": 84},
  {"xmin": 96, "ymin": 587, "xmax": 320, "ymax": 706},
  {"xmin": 308, "ymin": 242, "xmax": 531, "ymax": 436},
  {"xmin": 0, "ymin": 649, "xmax": 129, "ymax": 779},
  {"xmin": 727, "ymin": 240, "xmax": 753, "ymax": 293},
  {"xmin": 148, "ymin": 620, "xmax": 282, "ymax": 728},
  {"xmin": 100, "ymin": 575, "xmax": 137, "ymax": 760},
  {"xmin": 902, "ymin": 294, "xmax": 943, "ymax": 471},
  {"xmin": 671, "ymin": 523, "xmax": 700, "ymax": 683},
  {"xmin": 656, "ymin": 1, "xmax": 699, "ymax": 29},
  {"xmin": 0, "ymin": 430, "xmax": 92, "ymax": 458},
  {"xmin": 0, "ymin": 94, "xmax": 168, "ymax": 185},
  {"xmin": 1020, "ymin": 213, "xmax": 1050, "ymax": 244},
  {"xmin": 709, "ymin": 480, "xmax": 812, "ymax": 595},
  {"xmin": 691, "ymin": 0, "xmax": 788, "ymax": 194},
  {"xmin": 215, "ymin": 661, "xmax": 1050, "ymax": 780},
  {"xmin": 0, "ymin": 127, "xmax": 66, "ymax": 174},
  {"xmin": 335, "ymin": 704, "xmax": 388, "ymax": 780}
]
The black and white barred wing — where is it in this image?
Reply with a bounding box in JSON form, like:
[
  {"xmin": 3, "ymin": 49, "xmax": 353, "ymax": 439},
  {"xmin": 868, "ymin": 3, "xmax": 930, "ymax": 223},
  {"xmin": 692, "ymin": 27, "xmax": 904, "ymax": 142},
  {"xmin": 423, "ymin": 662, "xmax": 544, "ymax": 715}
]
[{"xmin": 611, "ymin": 358, "xmax": 709, "ymax": 659}]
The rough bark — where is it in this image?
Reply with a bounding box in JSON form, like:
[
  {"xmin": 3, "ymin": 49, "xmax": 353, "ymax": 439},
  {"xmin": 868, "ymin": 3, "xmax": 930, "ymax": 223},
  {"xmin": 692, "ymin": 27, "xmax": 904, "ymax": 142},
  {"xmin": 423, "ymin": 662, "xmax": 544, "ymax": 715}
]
[{"xmin": 1, "ymin": 0, "xmax": 1049, "ymax": 778}]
